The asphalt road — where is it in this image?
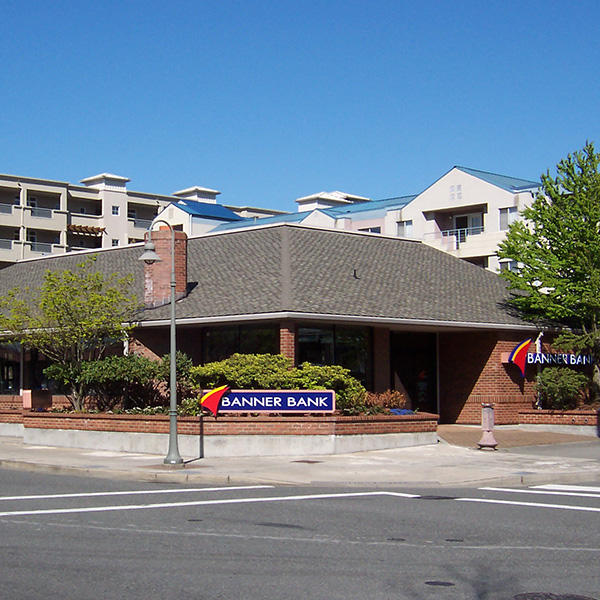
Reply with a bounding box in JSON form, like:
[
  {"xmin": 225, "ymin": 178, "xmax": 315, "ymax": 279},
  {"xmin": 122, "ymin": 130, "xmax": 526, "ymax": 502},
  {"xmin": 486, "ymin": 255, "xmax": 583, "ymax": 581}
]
[{"xmin": 1, "ymin": 469, "xmax": 598, "ymax": 600}]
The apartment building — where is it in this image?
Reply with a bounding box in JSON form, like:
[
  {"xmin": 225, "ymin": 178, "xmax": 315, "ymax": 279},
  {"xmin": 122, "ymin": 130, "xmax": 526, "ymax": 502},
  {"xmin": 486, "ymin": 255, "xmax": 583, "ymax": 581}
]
[
  {"xmin": 210, "ymin": 166, "xmax": 540, "ymax": 272},
  {"xmin": 0, "ymin": 172, "xmax": 265, "ymax": 268}
]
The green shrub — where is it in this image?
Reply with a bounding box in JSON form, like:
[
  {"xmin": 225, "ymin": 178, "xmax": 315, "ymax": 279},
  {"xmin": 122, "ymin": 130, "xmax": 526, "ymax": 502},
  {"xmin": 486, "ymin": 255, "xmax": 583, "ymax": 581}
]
[
  {"xmin": 536, "ymin": 367, "xmax": 588, "ymax": 410},
  {"xmin": 78, "ymin": 354, "xmax": 161, "ymax": 410},
  {"xmin": 157, "ymin": 352, "xmax": 195, "ymax": 403},
  {"xmin": 189, "ymin": 353, "xmax": 367, "ymax": 414}
]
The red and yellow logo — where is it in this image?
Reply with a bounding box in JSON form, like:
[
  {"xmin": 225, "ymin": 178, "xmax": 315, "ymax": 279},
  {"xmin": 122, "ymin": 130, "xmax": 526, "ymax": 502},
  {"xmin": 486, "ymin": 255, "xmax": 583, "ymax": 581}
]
[
  {"xmin": 508, "ymin": 338, "xmax": 532, "ymax": 377},
  {"xmin": 199, "ymin": 385, "xmax": 230, "ymax": 416}
]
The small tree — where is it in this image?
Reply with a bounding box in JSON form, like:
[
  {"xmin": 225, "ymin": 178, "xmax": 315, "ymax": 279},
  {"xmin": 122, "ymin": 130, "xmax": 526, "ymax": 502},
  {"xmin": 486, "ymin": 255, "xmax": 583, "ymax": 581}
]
[
  {"xmin": 498, "ymin": 141, "xmax": 600, "ymax": 396},
  {"xmin": 0, "ymin": 256, "xmax": 140, "ymax": 409}
]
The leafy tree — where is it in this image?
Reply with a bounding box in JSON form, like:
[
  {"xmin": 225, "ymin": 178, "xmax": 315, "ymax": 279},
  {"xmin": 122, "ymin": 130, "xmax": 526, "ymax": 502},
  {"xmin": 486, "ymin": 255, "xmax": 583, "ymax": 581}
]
[
  {"xmin": 498, "ymin": 141, "xmax": 600, "ymax": 394},
  {"xmin": 0, "ymin": 256, "xmax": 140, "ymax": 409}
]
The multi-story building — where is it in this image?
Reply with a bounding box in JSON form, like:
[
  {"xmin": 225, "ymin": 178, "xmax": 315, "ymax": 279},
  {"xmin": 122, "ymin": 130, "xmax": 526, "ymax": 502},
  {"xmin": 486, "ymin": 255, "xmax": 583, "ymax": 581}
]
[
  {"xmin": 0, "ymin": 165, "xmax": 540, "ymax": 272},
  {"xmin": 0, "ymin": 172, "xmax": 266, "ymax": 268},
  {"xmin": 211, "ymin": 166, "xmax": 540, "ymax": 272}
]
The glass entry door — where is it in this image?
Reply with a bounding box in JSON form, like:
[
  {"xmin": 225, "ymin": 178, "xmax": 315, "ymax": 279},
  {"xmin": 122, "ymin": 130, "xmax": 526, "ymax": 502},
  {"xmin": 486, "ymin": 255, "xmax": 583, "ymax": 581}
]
[{"xmin": 390, "ymin": 332, "xmax": 437, "ymax": 414}]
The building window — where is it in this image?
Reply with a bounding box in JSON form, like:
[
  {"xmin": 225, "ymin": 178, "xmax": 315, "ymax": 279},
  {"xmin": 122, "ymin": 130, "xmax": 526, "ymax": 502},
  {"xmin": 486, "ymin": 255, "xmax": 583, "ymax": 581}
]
[
  {"xmin": 128, "ymin": 208, "xmax": 136, "ymax": 219},
  {"xmin": 397, "ymin": 220, "xmax": 413, "ymax": 238},
  {"xmin": 358, "ymin": 226, "xmax": 381, "ymax": 234},
  {"xmin": 202, "ymin": 325, "xmax": 279, "ymax": 363},
  {"xmin": 111, "ymin": 239, "xmax": 119, "ymax": 247},
  {"xmin": 112, "ymin": 205, "xmax": 119, "ymax": 216},
  {"xmin": 297, "ymin": 325, "xmax": 372, "ymax": 387},
  {"xmin": 499, "ymin": 207, "xmax": 518, "ymax": 230},
  {"xmin": 499, "ymin": 260, "xmax": 519, "ymax": 273}
]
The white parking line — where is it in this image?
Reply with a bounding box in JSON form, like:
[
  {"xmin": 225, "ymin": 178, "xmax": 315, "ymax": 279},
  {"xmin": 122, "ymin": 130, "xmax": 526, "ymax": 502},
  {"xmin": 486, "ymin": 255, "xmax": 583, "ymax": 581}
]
[
  {"xmin": 458, "ymin": 497, "xmax": 600, "ymax": 513},
  {"xmin": 480, "ymin": 486, "xmax": 600, "ymax": 499},
  {"xmin": 0, "ymin": 491, "xmax": 418, "ymax": 518},
  {"xmin": 0, "ymin": 485, "xmax": 273, "ymax": 502}
]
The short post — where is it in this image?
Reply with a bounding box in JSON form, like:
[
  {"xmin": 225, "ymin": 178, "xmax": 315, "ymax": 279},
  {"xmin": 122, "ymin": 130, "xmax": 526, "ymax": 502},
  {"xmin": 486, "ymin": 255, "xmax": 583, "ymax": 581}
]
[{"xmin": 478, "ymin": 403, "xmax": 498, "ymax": 450}]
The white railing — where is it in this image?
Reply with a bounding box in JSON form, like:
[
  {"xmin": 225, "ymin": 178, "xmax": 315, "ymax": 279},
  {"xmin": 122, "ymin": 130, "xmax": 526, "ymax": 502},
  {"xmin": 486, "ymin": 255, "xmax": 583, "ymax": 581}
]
[{"xmin": 440, "ymin": 226, "xmax": 484, "ymax": 249}]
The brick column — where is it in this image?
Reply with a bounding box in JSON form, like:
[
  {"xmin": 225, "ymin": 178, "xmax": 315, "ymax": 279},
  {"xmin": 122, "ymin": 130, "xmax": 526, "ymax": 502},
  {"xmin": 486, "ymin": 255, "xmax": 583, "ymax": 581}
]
[{"xmin": 279, "ymin": 321, "xmax": 296, "ymax": 364}]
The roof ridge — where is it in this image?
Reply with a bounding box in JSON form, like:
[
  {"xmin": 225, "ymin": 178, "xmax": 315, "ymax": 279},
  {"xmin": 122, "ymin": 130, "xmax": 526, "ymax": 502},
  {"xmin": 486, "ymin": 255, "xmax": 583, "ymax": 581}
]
[{"xmin": 455, "ymin": 165, "xmax": 538, "ymax": 184}]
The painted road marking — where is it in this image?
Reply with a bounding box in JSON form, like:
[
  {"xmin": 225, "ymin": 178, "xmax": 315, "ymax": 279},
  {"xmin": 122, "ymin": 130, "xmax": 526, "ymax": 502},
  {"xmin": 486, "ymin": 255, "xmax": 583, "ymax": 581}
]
[
  {"xmin": 458, "ymin": 497, "xmax": 600, "ymax": 513},
  {"xmin": 481, "ymin": 486, "xmax": 600, "ymax": 499},
  {"xmin": 0, "ymin": 485, "xmax": 273, "ymax": 502},
  {"xmin": 533, "ymin": 484, "xmax": 600, "ymax": 494},
  {"xmin": 0, "ymin": 490, "xmax": 419, "ymax": 518}
]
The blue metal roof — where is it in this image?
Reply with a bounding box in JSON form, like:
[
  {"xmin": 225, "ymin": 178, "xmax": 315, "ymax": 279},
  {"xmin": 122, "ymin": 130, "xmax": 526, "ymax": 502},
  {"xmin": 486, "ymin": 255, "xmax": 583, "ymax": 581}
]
[
  {"xmin": 175, "ymin": 200, "xmax": 244, "ymax": 221},
  {"xmin": 327, "ymin": 195, "xmax": 417, "ymax": 215},
  {"xmin": 211, "ymin": 210, "xmax": 309, "ymax": 231},
  {"xmin": 456, "ymin": 167, "xmax": 539, "ymax": 192}
]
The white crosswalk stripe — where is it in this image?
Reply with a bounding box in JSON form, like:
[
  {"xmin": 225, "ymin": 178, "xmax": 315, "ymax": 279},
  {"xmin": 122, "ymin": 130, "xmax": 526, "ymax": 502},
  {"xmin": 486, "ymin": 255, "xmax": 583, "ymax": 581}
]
[{"xmin": 473, "ymin": 483, "xmax": 600, "ymax": 513}]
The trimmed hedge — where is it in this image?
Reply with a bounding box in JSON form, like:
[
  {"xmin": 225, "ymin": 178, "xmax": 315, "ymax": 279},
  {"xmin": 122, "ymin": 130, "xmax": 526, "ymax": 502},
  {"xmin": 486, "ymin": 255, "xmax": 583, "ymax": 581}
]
[{"xmin": 189, "ymin": 353, "xmax": 368, "ymax": 414}]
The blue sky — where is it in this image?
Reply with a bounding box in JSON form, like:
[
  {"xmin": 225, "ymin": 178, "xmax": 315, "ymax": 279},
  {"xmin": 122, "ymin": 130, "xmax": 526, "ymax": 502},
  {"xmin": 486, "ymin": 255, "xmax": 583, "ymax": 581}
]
[{"xmin": 1, "ymin": 0, "xmax": 599, "ymax": 211}]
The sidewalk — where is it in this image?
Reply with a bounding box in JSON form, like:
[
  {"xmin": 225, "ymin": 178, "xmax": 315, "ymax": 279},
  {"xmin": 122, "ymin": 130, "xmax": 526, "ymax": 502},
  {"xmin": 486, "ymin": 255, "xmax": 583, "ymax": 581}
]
[{"xmin": 1, "ymin": 428, "xmax": 599, "ymax": 488}]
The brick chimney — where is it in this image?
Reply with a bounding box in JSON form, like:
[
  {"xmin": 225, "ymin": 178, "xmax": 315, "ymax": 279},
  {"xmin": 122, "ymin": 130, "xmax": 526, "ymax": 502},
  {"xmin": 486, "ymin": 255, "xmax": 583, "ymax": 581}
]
[{"xmin": 143, "ymin": 228, "xmax": 188, "ymax": 308}]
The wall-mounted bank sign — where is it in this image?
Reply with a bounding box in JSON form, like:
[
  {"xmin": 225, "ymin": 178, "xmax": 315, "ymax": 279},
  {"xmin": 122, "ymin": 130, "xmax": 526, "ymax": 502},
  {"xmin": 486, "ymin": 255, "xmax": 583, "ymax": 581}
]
[
  {"xmin": 199, "ymin": 386, "xmax": 335, "ymax": 416},
  {"xmin": 507, "ymin": 338, "xmax": 593, "ymax": 378}
]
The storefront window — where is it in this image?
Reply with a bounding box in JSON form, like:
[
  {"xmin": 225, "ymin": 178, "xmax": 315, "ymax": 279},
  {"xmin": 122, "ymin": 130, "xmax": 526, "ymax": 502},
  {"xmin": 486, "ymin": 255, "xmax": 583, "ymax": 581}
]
[
  {"xmin": 203, "ymin": 324, "xmax": 278, "ymax": 363},
  {"xmin": 297, "ymin": 325, "xmax": 372, "ymax": 387},
  {"xmin": 0, "ymin": 343, "xmax": 21, "ymax": 393}
]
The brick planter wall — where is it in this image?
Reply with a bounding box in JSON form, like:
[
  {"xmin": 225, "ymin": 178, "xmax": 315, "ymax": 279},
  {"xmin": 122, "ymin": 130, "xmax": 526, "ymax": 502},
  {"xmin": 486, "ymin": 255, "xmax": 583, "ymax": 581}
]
[
  {"xmin": 18, "ymin": 411, "xmax": 438, "ymax": 436},
  {"xmin": 0, "ymin": 395, "xmax": 21, "ymax": 410},
  {"xmin": 6, "ymin": 410, "xmax": 439, "ymax": 457},
  {"xmin": 519, "ymin": 410, "xmax": 598, "ymax": 427}
]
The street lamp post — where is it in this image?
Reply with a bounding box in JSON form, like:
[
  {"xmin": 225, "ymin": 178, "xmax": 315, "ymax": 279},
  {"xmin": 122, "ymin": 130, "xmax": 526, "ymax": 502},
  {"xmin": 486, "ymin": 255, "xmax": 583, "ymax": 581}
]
[{"xmin": 138, "ymin": 220, "xmax": 183, "ymax": 465}]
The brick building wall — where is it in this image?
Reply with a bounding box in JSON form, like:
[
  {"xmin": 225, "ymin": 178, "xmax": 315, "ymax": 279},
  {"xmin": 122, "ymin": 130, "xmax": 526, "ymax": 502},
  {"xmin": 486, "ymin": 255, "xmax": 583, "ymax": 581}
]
[
  {"xmin": 279, "ymin": 321, "xmax": 296, "ymax": 363},
  {"xmin": 438, "ymin": 330, "xmax": 537, "ymax": 424}
]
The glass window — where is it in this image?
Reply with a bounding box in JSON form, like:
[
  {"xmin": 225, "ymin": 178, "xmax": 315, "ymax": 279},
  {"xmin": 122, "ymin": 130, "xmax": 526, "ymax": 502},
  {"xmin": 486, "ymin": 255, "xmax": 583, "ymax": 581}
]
[
  {"xmin": 334, "ymin": 326, "xmax": 371, "ymax": 385},
  {"xmin": 111, "ymin": 239, "xmax": 119, "ymax": 246},
  {"xmin": 203, "ymin": 324, "xmax": 279, "ymax": 363},
  {"xmin": 112, "ymin": 205, "xmax": 119, "ymax": 216},
  {"xmin": 204, "ymin": 326, "xmax": 238, "ymax": 363},
  {"xmin": 397, "ymin": 220, "xmax": 413, "ymax": 237},
  {"xmin": 499, "ymin": 260, "xmax": 519, "ymax": 273},
  {"xmin": 499, "ymin": 207, "xmax": 518, "ymax": 230},
  {"xmin": 297, "ymin": 327, "xmax": 334, "ymax": 366},
  {"xmin": 358, "ymin": 226, "xmax": 381, "ymax": 234},
  {"xmin": 239, "ymin": 325, "xmax": 279, "ymax": 355},
  {"xmin": 298, "ymin": 325, "xmax": 372, "ymax": 387}
]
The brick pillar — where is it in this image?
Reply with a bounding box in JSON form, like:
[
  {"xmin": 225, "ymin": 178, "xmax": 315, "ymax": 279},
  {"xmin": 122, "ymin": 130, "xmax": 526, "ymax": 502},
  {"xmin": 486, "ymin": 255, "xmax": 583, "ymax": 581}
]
[
  {"xmin": 279, "ymin": 321, "xmax": 296, "ymax": 364},
  {"xmin": 143, "ymin": 228, "xmax": 187, "ymax": 307}
]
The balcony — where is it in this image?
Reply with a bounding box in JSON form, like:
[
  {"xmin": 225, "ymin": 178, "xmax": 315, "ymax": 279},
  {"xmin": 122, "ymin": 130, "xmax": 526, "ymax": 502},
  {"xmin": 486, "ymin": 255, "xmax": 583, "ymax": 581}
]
[
  {"xmin": 128, "ymin": 217, "xmax": 153, "ymax": 235},
  {"xmin": 23, "ymin": 207, "xmax": 67, "ymax": 231},
  {"xmin": 440, "ymin": 225, "xmax": 484, "ymax": 249}
]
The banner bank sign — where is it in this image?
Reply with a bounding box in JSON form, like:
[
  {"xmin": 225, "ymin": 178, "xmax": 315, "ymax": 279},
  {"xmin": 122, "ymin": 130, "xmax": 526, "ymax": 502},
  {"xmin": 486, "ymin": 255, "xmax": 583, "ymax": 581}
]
[
  {"xmin": 508, "ymin": 338, "xmax": 593, "ymax": 377},
  {"xmin": 199, "ymin": 387, "xmax": 336, "ymax": 415}
]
